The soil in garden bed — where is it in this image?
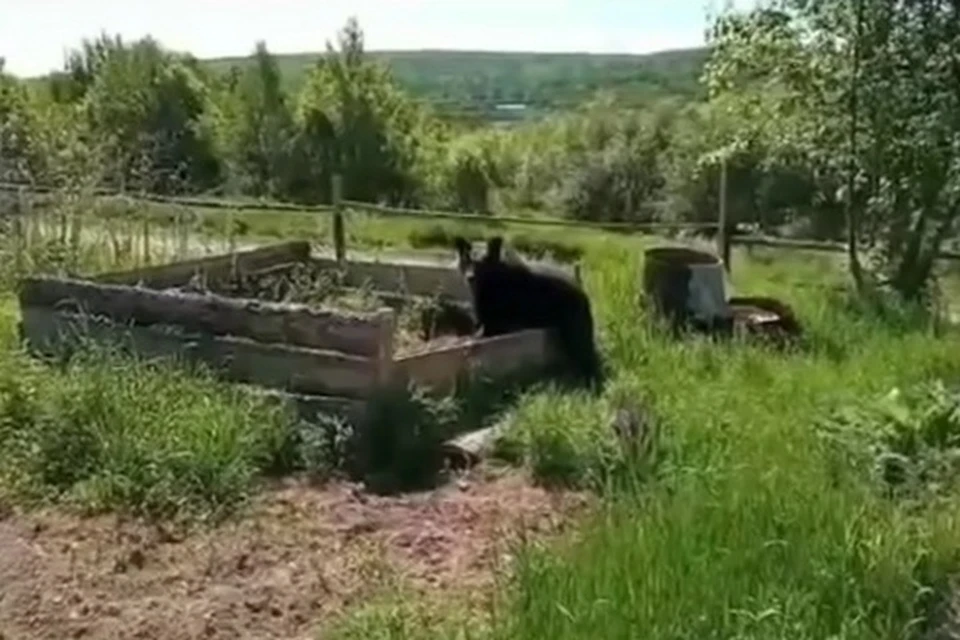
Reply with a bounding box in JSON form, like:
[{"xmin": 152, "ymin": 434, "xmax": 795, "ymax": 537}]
[{"xmin": 199, "ymin": 262, "xmax": 478, "ymax": 357}]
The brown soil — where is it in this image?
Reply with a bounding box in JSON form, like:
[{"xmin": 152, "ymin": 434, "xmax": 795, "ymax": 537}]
[{"xmin": 0, "ymin": 468, "xmax": 590, "ymax": 640}]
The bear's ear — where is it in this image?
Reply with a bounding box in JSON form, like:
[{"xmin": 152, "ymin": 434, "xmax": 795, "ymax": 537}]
[{"xmin": 486, "ymin": 236, "xmax": 503, "ymax": 262}]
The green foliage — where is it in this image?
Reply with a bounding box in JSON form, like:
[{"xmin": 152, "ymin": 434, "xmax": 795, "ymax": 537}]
[
  {"xmin": 820, "ymin": 381, "xmax": 960, "ymax": 503},
  {"xmin": 7, "ymin": 16, "xmax": 882, "ymax": 244},
  {"xmin": 290, "ymin": 18, "xmax": 436, "ymax": 206},
  {"xmin": 203, "ymin": 48, "xmax": 710, "ymax": 116},
  {"xmin": 705, "ymin": 0, "xmax": 960, "ymax": 301},
  {"xmin": 0, "ymin": 345, "xmax": 293, "ymax": 521},
  {"xmin": 357, "ymin": 385, "xmax": 462, "ymax": 494},
  {"xmin": 0, "ymin": 68, "xmax": 52, "ymax": 185},
  {"xmin": 81, "ymin": 37, "xmax": 221, "ymax": 193},
  {"xmin": 209, "ymin": 41, "xmax": 295, "ymax": 198}
]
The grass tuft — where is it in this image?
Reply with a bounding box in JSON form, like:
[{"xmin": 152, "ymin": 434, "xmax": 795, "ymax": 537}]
[{"xmin": 0, "ymin": 343, "xmax": 293, "ymax": 522}]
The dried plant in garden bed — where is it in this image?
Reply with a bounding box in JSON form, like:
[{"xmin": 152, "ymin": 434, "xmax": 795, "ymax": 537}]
[{"xmin": 203, "ymin": 261, "xmax": 477, "ymax": 357}]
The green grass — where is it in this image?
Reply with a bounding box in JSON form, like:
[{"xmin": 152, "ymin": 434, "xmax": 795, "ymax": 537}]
[
  {"xmin": 0, "ymin": 329, "xmax": 295, "ymax": 522},
  {"xmin": 6, "ymin": 201, "xmax": 960, "ymax": 638},
  {"xmin": 474, "ymin": 246, "xmax": 960, "ymax": 639},
  {"xmin": 319, "ymin": 239, "xmax": 960, "ymax": 638},
  {"xmin": 0, "ymin": 219, "xmax": 300, "ymax": 522}
]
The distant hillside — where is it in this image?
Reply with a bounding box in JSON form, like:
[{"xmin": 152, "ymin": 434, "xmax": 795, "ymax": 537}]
[{"xmin": 204, "ymin": 48, "xmax": 710, "ymax": 118}]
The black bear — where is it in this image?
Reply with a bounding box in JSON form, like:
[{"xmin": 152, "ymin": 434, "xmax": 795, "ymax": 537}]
[
  {"xmin": 418, "ymin": 296, "xmax": 477, "ymax": 342},
  {"xmin": 454, "ymin": 235, "xmax": 603, "ymax": 389}
]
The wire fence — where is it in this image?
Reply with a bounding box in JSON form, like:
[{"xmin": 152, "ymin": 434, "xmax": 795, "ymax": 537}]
[
  {"xmin": 4, "ymin": 180, "xmax": 960, "ymax": 265},
  {"xmin": 0, "ymin": 180, "xmax": 713, "ymax": 232}
]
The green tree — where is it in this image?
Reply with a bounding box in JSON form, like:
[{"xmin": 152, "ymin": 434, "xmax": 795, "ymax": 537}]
[
  {"xmin": 211, "ymin": 41, "xmax": 294, "ymax": 197},
  {"xmin": 48, "ymin": 33, "xmax": 124, "ymax": 104},
  {"xmin": 73, "ymin": 36, "xmax": 220, "ymax": 193},
  {"xmin": 0, "ymin": 65, "xmax": 34, "ymax": 184},
  {"xmin": 706, "ymin": 1, "xmax": 960, "ymax": 302},
  {"xmin": 291, "ymin": 17, "xmax": 432, "ymax": 205}
]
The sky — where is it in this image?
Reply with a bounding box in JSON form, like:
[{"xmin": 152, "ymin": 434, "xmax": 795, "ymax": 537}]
[{"xmin": 0, "ymin": 0, "xmax": 755, "ymax": 77}]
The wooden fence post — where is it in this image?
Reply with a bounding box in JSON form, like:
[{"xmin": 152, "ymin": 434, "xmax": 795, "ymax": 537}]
[
  {"xmin": 177, "ymin": 209, "xmax": 189, "ymax": 259},
  {"xmin": 375, "ymin": 307, "xmax": 396, "ymax": 386},
  {"xmin": 11, "ymin": 215, "xmax": 23, "ymax": 279},
  {"xmin": 332, "ymin": 174, "xmax": 346, "ymax": 265},
  {"xmin": 143, "ymin": 214, "xmax": 151, "ymax": 265},
  {"xmin": 18, "ymin": 187, "xmax": 35, "ymax": 250},
  {"xmin": 717, "ymin": 157, "xmax": 732, "ymax": 274}
]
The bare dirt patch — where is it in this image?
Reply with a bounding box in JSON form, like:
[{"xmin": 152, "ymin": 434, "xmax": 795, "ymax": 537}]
[{"xmin": 0, "ymin": 468, "xmax": 590, "ymax": 640}]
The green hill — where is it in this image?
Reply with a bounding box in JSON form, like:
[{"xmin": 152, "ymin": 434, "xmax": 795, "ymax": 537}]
[{"xmin": 204, "ymin": 48, "xmax": 709, "ymax": 117}]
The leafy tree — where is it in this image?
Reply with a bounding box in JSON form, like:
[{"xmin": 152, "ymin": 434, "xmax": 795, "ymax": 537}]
[
  {"xmin": 211, "ymin": 42, "xmax": 294, "ymax": 197},
  {"xmin": 75, "ymin": 36, "xmax": 220, "ymax": 193},
  {"xmin": 0, "ymin": 67, "xmax": 34, "ymax": 184},
  {"xmin": 706, "ymin": 0, "xmax": 960, "ymax": 302},
  {"xmin": 291, "ymin": 17, "xmax": 429, "ymax": 205},
  {"xmin": 48, "ymin": 33, "xmax": 124, "ymax": 104}
]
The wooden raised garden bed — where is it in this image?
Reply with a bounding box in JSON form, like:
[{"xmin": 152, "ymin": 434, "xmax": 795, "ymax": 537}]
[{"xmin": 16, "ymin": 241, "xmax": 564, "ymax": 427}]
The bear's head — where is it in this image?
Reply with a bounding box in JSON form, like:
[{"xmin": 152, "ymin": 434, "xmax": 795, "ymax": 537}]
[{"xmin": 454, "ymin": 235, "xmax": 508, "ymax": 280}]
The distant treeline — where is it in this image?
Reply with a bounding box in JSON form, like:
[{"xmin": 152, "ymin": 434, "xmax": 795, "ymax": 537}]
[{"xmin": 202, "ymin": 48, "xmax": 709, "ymax": 117}]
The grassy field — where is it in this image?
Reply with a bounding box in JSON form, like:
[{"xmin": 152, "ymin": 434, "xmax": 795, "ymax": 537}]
[{"xmin": 3, "ymin": 199, "xmax": 960, "ymax": 638}]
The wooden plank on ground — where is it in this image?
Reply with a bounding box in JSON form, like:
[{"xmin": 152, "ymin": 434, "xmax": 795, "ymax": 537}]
[
  {"xmin": 95, "ymin": 241, "xmax": 311, "ymax": 288},
  {"xmin": 19, "ymin": 275, "xmax": 393, "ymax": 357},
  {"xmin": 393, "ymin": 328, "xmax": 556, "ymax": 393},
  {"xmin": 20, "ymin": 307, "xmax": 380, "ymax": 399},
  {"xmin": 441, "ymin": 423, "xmax": 505, "ymax": 468}
]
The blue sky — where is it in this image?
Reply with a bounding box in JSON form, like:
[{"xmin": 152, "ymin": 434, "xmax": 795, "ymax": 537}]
[{"xmin": 0, "ymin": 0, "xmax": 754, "ymax": 77}]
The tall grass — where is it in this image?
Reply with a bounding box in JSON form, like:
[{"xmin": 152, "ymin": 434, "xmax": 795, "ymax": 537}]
[
  {"xmin": 7, "ymin": 196, "xmax": 960, "ymax": 636},
  {"xmin": 485, "ymin": 245, "xmax": 960, "ymax": 639},
  {"xmin": 0, "ymin": 335, "xmax": 294, "ymax": 521},
  {"xmin": 0, "ymin": 202, "xmax": 297, "ymax": 522}
]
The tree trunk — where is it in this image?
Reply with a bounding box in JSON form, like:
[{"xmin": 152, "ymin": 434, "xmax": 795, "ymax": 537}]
[{"xmin": 846, "ymin": 0, "xmax": 866, "ymax": 293}]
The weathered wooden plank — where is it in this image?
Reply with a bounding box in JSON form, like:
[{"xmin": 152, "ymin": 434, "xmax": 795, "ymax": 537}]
[
  {"xmin": 20, "ymin": 307, "xmax": 380, "ymax": 399},
  {"xmin": 311, "ymin": 254, "xmax": 579, "ymax": 301},
  {"xmin": 311, "ymin": 256, "xmax": 473, "ymax": 301},
  {"xmin": 242, "ymin": 386, "xmax": 368, "ymax": 426},
  {"xmin": 393, "ymin": 329, "xmax": 557, "ymax": 393},
  {"xmin": 95, "ymin": 241, "xmax": 311, "ymax": 288},
  {"xmin": 19, "ymin": 275, "xmax": 393, "ymax": 357}
]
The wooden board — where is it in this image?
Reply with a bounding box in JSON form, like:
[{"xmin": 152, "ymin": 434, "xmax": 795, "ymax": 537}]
[
  {"xmin": 441, "ymin": 424, "xmax": 505, "ymax": 467},
  {"xmin": 393, "ymin": 328, "xmax": 557, "ymax": 393},
  {"xmin": 96, "ymin": 241, "xmax": 311, "ymax": 288},
  {"xmin": 20, "ymin": 306, "xmax": 382, "ymax": 399},
  {"xmin": 19, "ymin": 275, "xmax": 393, "ymax": 357},
  {"xmin": 311, "ymin": 254, "xmax": 577, "ymax": 302},
  {"xmin": 242, "ymin": 386, "xmax": 368, "ymax": 426},
  {"xmin": 311, "ymin": 256, "xmax": 472, "ymax": 301}
]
